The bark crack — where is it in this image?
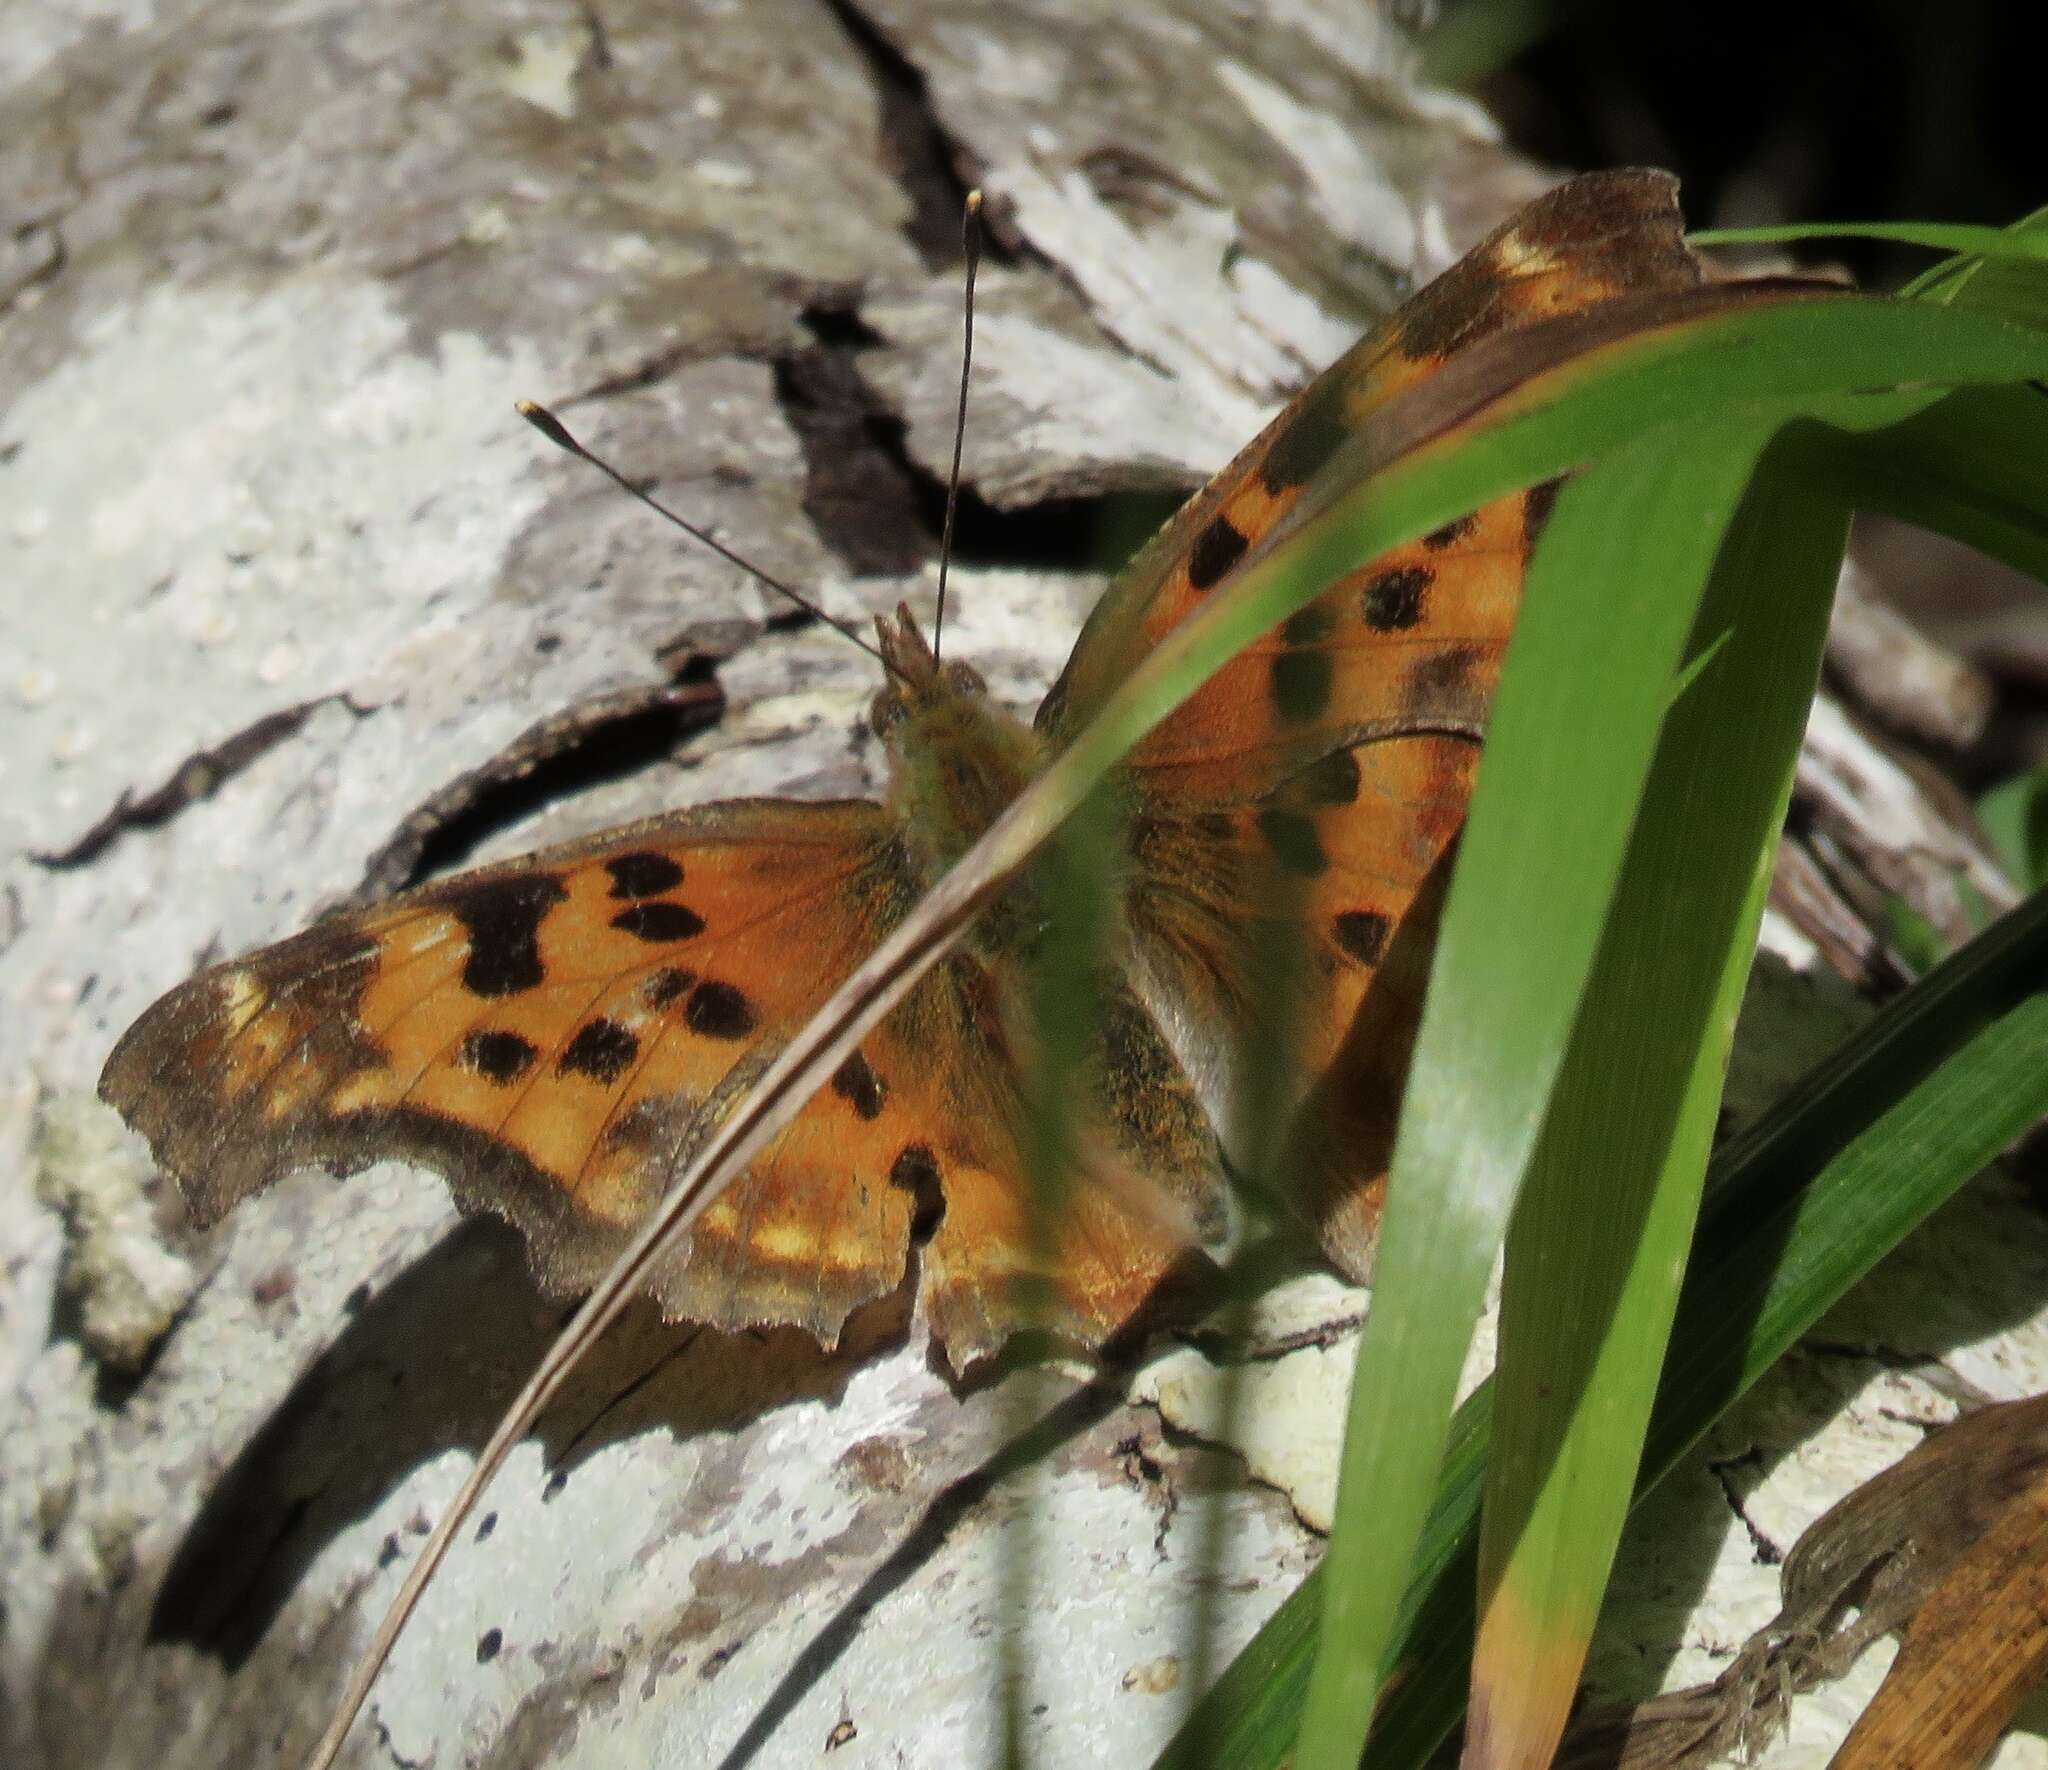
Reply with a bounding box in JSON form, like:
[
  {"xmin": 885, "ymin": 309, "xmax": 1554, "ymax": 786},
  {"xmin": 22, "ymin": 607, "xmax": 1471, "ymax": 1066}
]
[
  {"xmin": 767, "ymin": 299, "xmax": 1128, "ymax": 578},
  {"xmin": 771, "ymin": 303, "xmax": 937, "ymax": 578},
  {"xmin": 1707, "ymin": 1447, "xmax": 1783, "ymax": 1567},
  {"xmin": 1115, "ymin": 1428, "xmax": 1180, "ymax": 1562},
  {"xmin": 33, "ymin": 694, "xmax": 364, "ymax": 870},
  {"xmin": 816, "ymin": 0, "xmax": 985, "ymax": 270},
  {"xmin": 351, "ymin": 674, "xmax": 725, "ymax": 903}
]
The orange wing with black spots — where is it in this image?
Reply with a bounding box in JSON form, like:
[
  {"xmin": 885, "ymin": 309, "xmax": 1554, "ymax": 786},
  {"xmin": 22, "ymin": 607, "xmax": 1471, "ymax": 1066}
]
[
  {"xmin": 101, "ymin": 797, "xmax": 1226, "ymax": 1365},
  {"xmin": 103, "ymin": 802, "xmax": 925, "ymax": 1344},
  {"xmin": 1041, "ymin": 168, "xmax": 1703, "ymax": 1277},
  {"xmin": 1037, "ymin": 168, "xmax": 1698, "ymax": 771}
]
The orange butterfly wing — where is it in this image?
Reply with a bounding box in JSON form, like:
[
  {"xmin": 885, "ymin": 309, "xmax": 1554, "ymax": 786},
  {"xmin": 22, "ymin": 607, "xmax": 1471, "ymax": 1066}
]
[
  {"xmin": 101, "ymin": 799, "xmax": 1224, "ymax": 1365},
  {"xmin": 1038, "ymin": 168, "xmax": 1700, "ymax": 776},
  {"xmin": 102, "ymin": 803, "xmax": 918, "ymax": 1339},
  {"xmin": 1044, "ymin": 168, "xmax": 1704, "ymax": 1275}
]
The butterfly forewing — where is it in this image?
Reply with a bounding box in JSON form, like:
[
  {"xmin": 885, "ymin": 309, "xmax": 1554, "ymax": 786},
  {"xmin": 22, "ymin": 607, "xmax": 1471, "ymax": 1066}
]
[
  {"xmin": 1036, "ymin": 168, "xmax": 1698, "ymax": 751},
  {"xmin": 101, "ymin": 801, "xmax": 942, "ymax": 1341}
]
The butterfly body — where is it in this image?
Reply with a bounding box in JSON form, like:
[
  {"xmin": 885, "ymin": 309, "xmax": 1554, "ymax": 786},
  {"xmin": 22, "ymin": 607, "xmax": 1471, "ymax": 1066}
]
[
  {"xmin": 100, "ymin": 169, "xmax": 1704, "ymax": 1371},
  {"xmin": 871, "ymin": 605, "xmax": 1047, "ymax": 896}
]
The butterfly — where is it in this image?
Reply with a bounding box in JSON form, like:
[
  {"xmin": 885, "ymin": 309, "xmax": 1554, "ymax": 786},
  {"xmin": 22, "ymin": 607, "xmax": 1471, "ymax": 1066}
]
[{"xmin": 99, "ymin": 169, "xmax": 1702, "ymax": 1372}]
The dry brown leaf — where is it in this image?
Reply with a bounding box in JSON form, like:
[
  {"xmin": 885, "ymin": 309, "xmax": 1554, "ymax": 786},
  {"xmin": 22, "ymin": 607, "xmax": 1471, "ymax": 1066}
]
[
  {"xmin": 1828, "ymin": 1454, "xmax": 2048, "ymax": 1768},
  {"xmin": 1560, "ymin": 1391, "xmax": 2048, "ymax": 1770}
]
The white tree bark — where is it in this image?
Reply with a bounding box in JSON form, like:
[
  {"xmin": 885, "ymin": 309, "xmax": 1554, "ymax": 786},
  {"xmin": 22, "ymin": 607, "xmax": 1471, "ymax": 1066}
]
[{"xmin": 3, "ymin": 3, "xmax": 2043, "ymax": 1768}]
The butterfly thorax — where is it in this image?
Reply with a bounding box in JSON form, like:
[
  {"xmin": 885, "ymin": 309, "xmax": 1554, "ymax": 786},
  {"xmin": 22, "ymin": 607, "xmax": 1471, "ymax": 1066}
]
[{"xmin": 871, "ymin": 604, "xmax": 1045, "ymax": 892}]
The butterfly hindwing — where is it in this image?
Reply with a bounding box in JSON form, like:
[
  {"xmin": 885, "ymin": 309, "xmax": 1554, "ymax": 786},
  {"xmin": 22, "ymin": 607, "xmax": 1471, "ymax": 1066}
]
[{"xmin": 914, "ymin": 972, "xmax": 1226, "ymax": 1364}]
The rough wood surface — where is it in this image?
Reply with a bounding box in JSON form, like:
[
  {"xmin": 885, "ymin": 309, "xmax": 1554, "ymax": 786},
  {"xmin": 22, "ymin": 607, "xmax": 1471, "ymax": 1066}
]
[{"xmin": 3, "ymin": 4, "xmax": 2044, "ymax": 1769}]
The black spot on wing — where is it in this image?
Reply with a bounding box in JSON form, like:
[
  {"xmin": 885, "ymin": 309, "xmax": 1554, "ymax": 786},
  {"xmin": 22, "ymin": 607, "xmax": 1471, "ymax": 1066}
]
[
  {"xmin": 1424, "ymin": 513, "xmax": 1477, "ymax": 550},
  {"xmin": 644, "ymin": 966, "xmax": 697, "ymax": 1009},
  {"xmin": 1362, "ymin": 565, "xmax": 1432, "ymax": 632},
  {"xmin": 459, "ymin": 1028, "xmax": 539, "ymax": 1084},
  {"xmin": 605, "ymin": 851, "xmax": 685, "ymax": 899},
  {"xmin": 1297, "ymin": 748, "xmax": 1361, "ymax": 806},
  {"xmin": 1282, "ymin": 602, "xmax": 1334, "ymax": 646},
  {"xmin": 1333, "ymin": 909, "xmax": 1391, "ymax": 966},
  {"xmin": 445, "ymin": 873, "xmax": 567, "ymax": 998},
  {"xmin": 831, "ymin": 1051, "xmax": 886, "ymax": 1121},
  {"xmin": 1257, "ymin": 808, "xmax": 1328, "ymax": 879},
  {"xmin": 1186, "ymin": 515, "xmax": 1250, "ymax": 592},
  {"xmin": 1405, "ymin": 643, "xmax": 1485, "ymax": 717},
  {"xmin": 889, "ymin": 1143, "xmax": 944, "ymax": 1241},
  {"xmin": 685, "ymin": 981, "xmax": 757, "ymax": 1040},
  {"xmin": 611, "ymin": 901, "xmax": 706, "ymax": 942},
  {"xmin": 558, "ymin": 1017, "xmax": 641, "ymax": 1083},
  {"xmin": 1270, "ymin": 649, "xmax": 1334, "ymax": 724},
  {"xmin": 1261, "ymin": 376, "xmax": 1351, "ymax": 491}
]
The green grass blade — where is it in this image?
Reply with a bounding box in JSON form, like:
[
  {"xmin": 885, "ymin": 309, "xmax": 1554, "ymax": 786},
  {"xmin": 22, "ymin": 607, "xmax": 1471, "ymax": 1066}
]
[
  {"xmin": 1389, "ymin": 913, "xmax": 2048, "ymax": 1768},
  {"xmin": 1003, "ymin": 786, "xmax": 1121, "ymax": 1766},
  {"xmin": 1904, "ymin": 251, "xmax": 2048, "ymax": 326},
  {"xmin": 1137, "ymin": 274, "xmax": 2048, "ymax": 1770},
  {"xmin": 1465, "ymin": 451, "xmax": 1848, "ymax": 1767},
  {"xmin": 781, "ymin": 282, "xmax": 2048, "ymax": 1770},
  {"xmin": 1822, "ymin": 385, "xmax": 2048, "ymax": 585},
  {"xmin": 1653, "ymin": 915, "xmax": 2048, "ymax": 1424},
  {"xmin": 1979, "ymin": 770, "xmax": 2048, "ymax": 892},
  {"xmin": 1292, "ymin": 419, "xmax": 1780, "ymax": 1768},
  {"xmin": 1185, "ymin": 865, "xmax": 1326, "ymax": 1700},
  {"xmin": 1689, "ymin": 222, "xmax": 2048, "ymax": 260},
  {"xmin": 1154, "ymin": 881, "xmax": 2048, "ymax": 1770},
  {"xmin": 1894, "ymin": 202, "xmax": 2048, "ymax": 314}
]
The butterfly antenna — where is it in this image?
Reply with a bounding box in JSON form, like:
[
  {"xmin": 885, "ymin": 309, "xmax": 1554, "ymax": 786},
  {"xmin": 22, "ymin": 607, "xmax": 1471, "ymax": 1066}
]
[
  {"xmin": 931, "ymin": 188, "xmax": 983, "ymax": 661},
  {"xmin": 516, "ymin": 400, "xmax": 896, "ymax": 673}
]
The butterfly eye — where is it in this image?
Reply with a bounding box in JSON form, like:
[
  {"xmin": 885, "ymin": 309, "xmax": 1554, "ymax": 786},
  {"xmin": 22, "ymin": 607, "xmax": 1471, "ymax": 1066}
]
[
  {"xmin": 943, "ymin": 660, "xmax": 987, "ymax": 698},
  {"xmin": 870, "ymin": 687, "xmax": 908, "ymax": 739}
]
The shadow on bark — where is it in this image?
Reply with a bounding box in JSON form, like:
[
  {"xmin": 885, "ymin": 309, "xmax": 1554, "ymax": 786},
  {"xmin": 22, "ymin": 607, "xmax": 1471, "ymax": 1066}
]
[{"xmin": 146, "ymin": 1216, "xmax": 911, "ymax": 1669}]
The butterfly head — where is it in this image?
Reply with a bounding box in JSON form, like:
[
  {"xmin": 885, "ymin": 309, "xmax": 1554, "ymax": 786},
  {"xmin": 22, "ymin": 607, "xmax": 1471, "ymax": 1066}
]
[
  {"xmin": 871, "ymin": 602, "xmax": 1043, "ymax": 882},
  {"xmin": 867, "ymin": 601, "xmax": 990, "ymax": 737}
]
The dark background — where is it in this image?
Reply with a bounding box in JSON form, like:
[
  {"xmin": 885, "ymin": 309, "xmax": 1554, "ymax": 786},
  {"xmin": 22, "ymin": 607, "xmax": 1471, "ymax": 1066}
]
[{"xmin": 1437, "ymin": 0, "xmax": 2039, "ymax": 284}]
